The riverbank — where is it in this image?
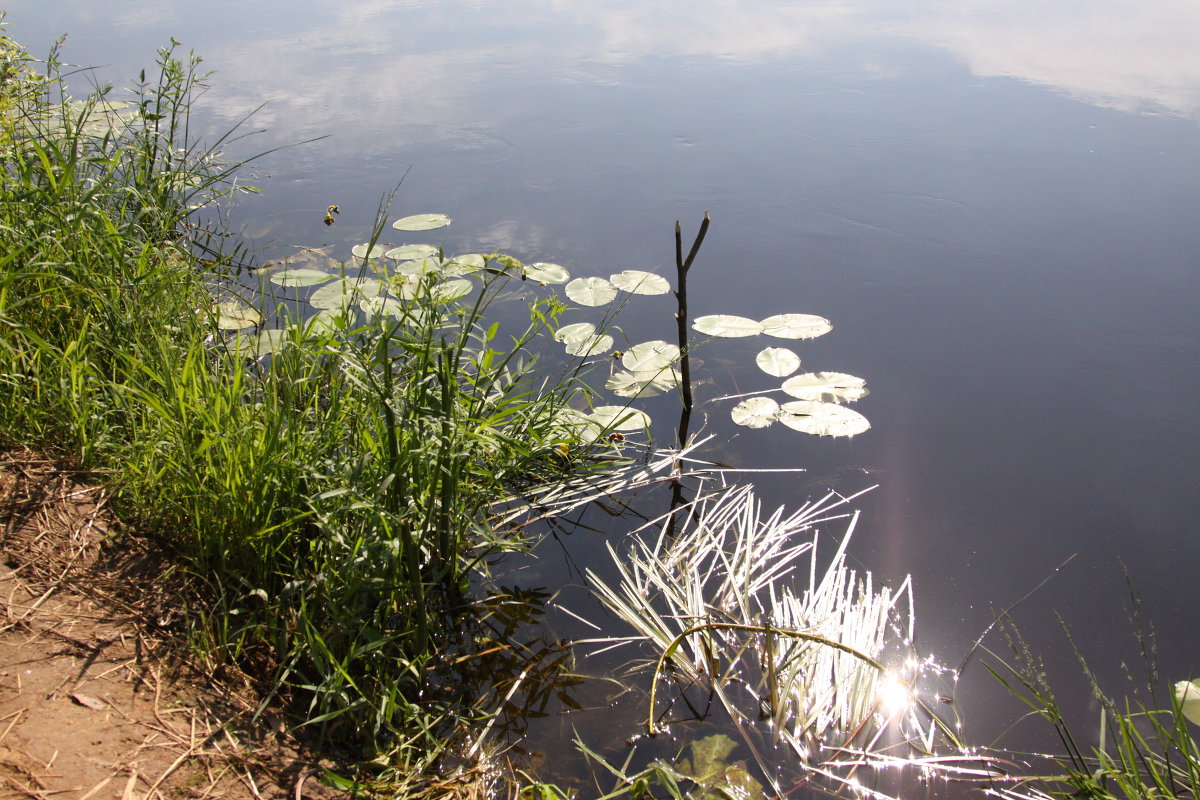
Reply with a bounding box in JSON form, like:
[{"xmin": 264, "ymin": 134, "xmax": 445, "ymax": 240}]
[{"xmin": 0, "ymin": 27, "xmax": 637, "ymax": 799}]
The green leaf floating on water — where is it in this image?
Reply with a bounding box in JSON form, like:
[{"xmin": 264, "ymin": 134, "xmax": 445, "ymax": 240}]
[
  {"xmin": 566, "ymin": 334, "xmax": 614, "ymax": 357},
  {"xmin": 610, "ymin": 269, "xmax": 670, "ymax": 295},
  {"xmin": 606, "ymin": 367, "xmax": 680, "ymax": 398},
  {"xmin": 214, "ymin": 300, "xmax": 261, "ymax": 330},
  {"xmin": 444, "ymin": 253, "xmax": 486, "ymax": 275},
  {"xmin": 565, "ymin": 276, "xmax": 618, "ymax": 307},
  {"xmin": 1175, "ymin": 680, "xmax": 1200, "ymax": 725},
  {"xmin": 674, "ymin": 734, "xmax": 764, "ymax": 800},
  {"xmin": 431, "ymin": 278, "xmax": 474, "ymax": 302},
  {"xmin": 232, "ymin": 328, "xmax": 288, "ymax": 357},
  {"xmin": 755, "ymin": 346, "xmax": 800, "ymax": 377},
  {"xmin": 351, "ymin": 243, "xmax": 388, "ymax": 260},
  {"xmin": 693, "ymin": 314, "xmax": 764, "ymax": 338},
  {"xmin": 778, "ymin": 400, "xmax": 870, "ymax": 437},
  {"xmin": 385, "ymin": 244, "xmax": 439, "ymax": 261},
  {"xmin": 780, "ymin": 372, "xmax": 868, "ymax": 403},
  {"xmin": 392, "ymin": 213, "xmax": 451, "ymax": 231},
  {"xmin": 588, "ymin": 405, "xmax": 651, "ymax": 432},
  {"xmin": 524, "ymin": 262, "xmax": 571, "ymax": 284},
  {"xmin": 553, "ymin": 322, "xmax": 612, "ymax": 356},
  {"xmin": 731, "ymin": 396, "xmax": 780, "ymax": 428},
  {"xmin": 309, "ymin": 278, "xmax": 387, "ymax": 309},
  {"xmin": 760, "ymin": 313, "xmax": 832, "ymax": 339},
  {"xmin": 554, "ymin": 322, "xmax": 597, "ymax": 344},
  {"xmin": 269, "ymin": 268, "xmax": 335, "ymax": 287},
  {"xmin": 621, "ymin": 340, "xmax": 679, "ymax": 372}
]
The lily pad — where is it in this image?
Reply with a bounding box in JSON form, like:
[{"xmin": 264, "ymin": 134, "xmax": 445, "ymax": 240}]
[
  {"xmin": 233, "ymin": 328, "xmax": 288, "ymax": 357},
  {"xmin": 351, "ymin": 243, "xmax": 389, "ymax": 260},
  {"xmin": 564, "ymin": 333, "xmax": 614, "ymax": 357},
  {"xmin": 390, "ymin": 273, "xmax": 424, "ymax": 301},
  {"xmin": 693, "ymin": 315, "xmax": 764, "ymax": 338},
  {"xmin": 1176, "ymin": 680, "xmax": 1200, "ymax": 726},
  {"xmin": 731, "ymin": 396, "xmax": 780, "ymax": 428},
  {"xmin": 385, "ymin": 244, "xmax": 439, "ymax": 261},
  {"xmin": 214, "ymin": 300, "xmax": 261, "ymax": 330},
  {"xmin": 524, "ymin": 262, "xmax": 571, "ymax": 284},
  {"xmin": 359, "ymin": 296, "xmax": 406, "ymax": 318},
  {"xmin": 588, "ymin": 405, "xmax": 651, "ymax": 432},
  {"xmin": 392, "ymin": 213, "xmax": 451, "ymax": 231},
  {"xmin": 444, "ymin": 253, "xmax": 486, "ymax": 275},
  {"xmin": 431, "ymin": 278, "xmax": 474, "ymax": 302},
  {"xmin": 760, "ymin": 313, "xmax": 832, "ymax": 340},
  {"xmin": 621, "ymin": 341, "xmax": 680, "ymax": 372},
  {"xmin": 395, "ymin": 258, "xmax": 442, "ymax": 277},
  {"xmin": 309, "ymin": 278, "xmax": 387, "ymax": 309},
  {"xmin": 305, "ymin": 307, "xmax": 355, "ymax": 335},
  {"xmin": 547, "ymin": 408, "xmax": 604, "ymax": 444},
  {"xmin": 675, "ymin": 734, "xmax": 764, "ymax": 800},
  {"xmin": 565, "ymin": 276, "xmax": 618, "ymax": 307},
  {"xmin": 554, "ymin": 322, "xmax": 598, "ymax": 344},
  {"xmin": 606, "ymin": 367, "xmax": 680, "ymax": 398},
  {"xmin": 778, "ymin": 401, "xmax": 870, "ymax": 437},
  {"xmin": 755, "ymin": 347, "xmax": 801, "ymax": 377},
  {"xmin": 269, "ymin": 268, "xmax": 335, "ymax": 287},
  {"xmin": 780, "ymin": 372, "xmax": 868, "ymax": 403},
  {"xmin": 610, "ymin": 270, "xmax": 670, "ymax": 295}
]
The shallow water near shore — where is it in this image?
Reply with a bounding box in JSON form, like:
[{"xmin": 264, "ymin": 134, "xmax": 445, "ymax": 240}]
[{"xmin": 8, "ymin": 0, "xmax": 1200, "ymax": 783}]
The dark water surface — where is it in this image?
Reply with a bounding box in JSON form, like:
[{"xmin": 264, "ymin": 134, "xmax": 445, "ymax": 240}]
[{"xmin": 11, "ymin": 0, "xmax": 1200, "ymax": 781}]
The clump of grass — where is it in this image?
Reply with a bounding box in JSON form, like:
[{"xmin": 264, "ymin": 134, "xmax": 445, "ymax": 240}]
[
  {"xmin": 986, "ymin": 598, "xmax": 1200, "ymax": 800},
  {"xmin": 584, "ymin": 483, "xmax": 1001, "ymax": 798},
  {"xmin": 0, "ymin": 25, "xmax": 662, "ymax": 783}
]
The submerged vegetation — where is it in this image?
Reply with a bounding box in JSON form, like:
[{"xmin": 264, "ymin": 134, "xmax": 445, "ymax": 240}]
[{"xmin": 2, "ymin": 22, "xmax": 1198, "ymax": 800}]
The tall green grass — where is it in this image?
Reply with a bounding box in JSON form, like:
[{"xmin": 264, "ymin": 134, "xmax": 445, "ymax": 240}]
[
  {"xmin": 987, "ymin": 607, "xmax": 1200, "ymax": 800},
  {"xmin": 0, "ymin": 29, "xmax": 639, "ymax": 782}
]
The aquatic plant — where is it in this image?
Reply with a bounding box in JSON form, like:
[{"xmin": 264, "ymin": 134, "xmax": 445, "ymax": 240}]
[
  {"xmin": 985, "ymin": 604, "xmax": 1200, "ymax": 800},
  {"xmin": 0, "ymin": 29, "xmax": 683, "ymax": 778},
  {"xmin": 583, "ymin": 482, "xmax": 1000, "ymax": 798}
]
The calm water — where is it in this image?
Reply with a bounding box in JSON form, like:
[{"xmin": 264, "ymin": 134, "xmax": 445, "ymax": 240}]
[{"xmin": 11, "ymin": 0, "xmax": 1200, "ymax": 782}]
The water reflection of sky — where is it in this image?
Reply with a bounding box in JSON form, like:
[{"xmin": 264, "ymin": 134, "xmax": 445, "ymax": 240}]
[{"xmin": 7, "ymin": 0, "xmax": 1200, "ymax": 774}]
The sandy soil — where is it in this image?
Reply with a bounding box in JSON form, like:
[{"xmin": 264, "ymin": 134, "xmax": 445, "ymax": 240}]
[{"xmin": 0, "ymin": 448, "xmax": 343, "ymax": 800}]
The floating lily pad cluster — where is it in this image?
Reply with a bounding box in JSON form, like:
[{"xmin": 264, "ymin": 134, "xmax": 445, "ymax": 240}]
[
  {"xmin": 695, "ymin": 311, "xmax": 869, "ymax": 437},
  {"xmin": 215, "ymin": 212, "xmax": 869, "ymax": 438},
  {"xmin": 215, "ymin": 212, "xmax": 500, "ymax": 355},
  {"xmin": 550, "ymin": 267, "xmax": 870, "ymax": 436},
  {"xmin": 688, "ymin": 313, "xmax": 868, "ymax": 436}
]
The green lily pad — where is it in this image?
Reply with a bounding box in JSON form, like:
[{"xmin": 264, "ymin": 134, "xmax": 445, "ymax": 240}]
[
  {"xmin": 606, "ymin": 368, "xmax": 680, "ymax": 398},
  {"xmin": 565, "ymin": 333, "xmax": 614, "ymax": 357},
  {"xmin": 675, "ymin": 734, "xmax": 764, "ymax": 800},
  {"xmin": 565, "ymin": 277, "xmax": 618, "ymax": 307},
  {"xmin": 431, "ymin": 278, "xmax": 474, "ymax": 302},
  {"xmin": 351, "ymin": 243, "xmax": 389, "ymax": 260},
  {"xmin": 760, "ymin": 313, "xmax": 832, "ymax": 340},
  {"xmin": 755, "ymin": 347, "xmax": 801, "ymax": 377},
  {"xmin": 588, "ymin": 405, "xmax": 651, "ymax": 432},
  {"xmin": 731, "ymin": 396, "xmax": 780, "ymax": 428},
  {"xmin": 214, "ymin": 300, "xmax": 262, "ymax": 330},
  {"xmin": 392, "ymin": 213, "xmax": 451, "ymax": 231},
  {"xmin": 778, "ymin": 401, "xmax": 870, "ymax": 437},
  {"xmin": 385, "ymin": 244, "xmax": 439, "ymax": 261},
  {"xmin": 554, "ymin": 322, "xmax": 598, "ymax": 344},
  {"xmin": 269, "ymin": 268, "xmax": 335, "ymax": 287},
  {"xmin": 610, "ymin": 269, "xmax": 670, "ymax": 295},
  {"xmin": 524, "ymin": 262, "xmax": 571, "ymax": 284},
  {"xmin": 621, "ymin": 340, "xmax": 680, "ymax": 372},
  {"xmin": 693, "ymin": 314, "xmax": 764, "ymax": 338},
  {"xmin": 309, "ymin": 278, "xmax": 387, "ymax": 309},
  {"xmin": 780, "ymin": 372, "xmax": 868, "ymax": 403}
]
